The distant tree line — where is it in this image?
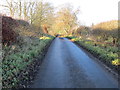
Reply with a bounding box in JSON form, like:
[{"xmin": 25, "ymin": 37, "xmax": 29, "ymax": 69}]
[
  {"xmin": 1, "ymin": 0, "xmax": 79, "ymax": 35},
  {"xmin": 75, "ymin": 20, "xmax": 119, "ymax": 46}
]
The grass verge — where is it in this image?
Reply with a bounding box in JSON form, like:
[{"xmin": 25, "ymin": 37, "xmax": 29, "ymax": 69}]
[
  {"xmin": 65, "ymin": 36, "xmax": 119, "ymax": 75},
  {"xmin": 2, "ymin": 36, "xmax": 54, "ymax": 88}
]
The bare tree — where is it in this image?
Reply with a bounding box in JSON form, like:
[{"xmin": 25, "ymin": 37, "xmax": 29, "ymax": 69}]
[
  {"xmin": 18, "ymin": 0, "xmax": 22, "ymax": 19},
  {"xmin": 0, "ymin": 0, "xmax": 16, "ymax": 17},
  {"xmin": 52, "ymin": 5, "xmax": 78, "ymax": 35}
]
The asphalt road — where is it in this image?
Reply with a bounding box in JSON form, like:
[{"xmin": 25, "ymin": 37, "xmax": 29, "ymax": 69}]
[{"xmin": 31, "ymin": 37, "xmax": 119, "ymax": 88}]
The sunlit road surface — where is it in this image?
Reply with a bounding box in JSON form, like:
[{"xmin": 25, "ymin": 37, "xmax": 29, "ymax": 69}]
[{"xmin": 31, "ymin": 37, "xmax": 118, "ymax": 88}]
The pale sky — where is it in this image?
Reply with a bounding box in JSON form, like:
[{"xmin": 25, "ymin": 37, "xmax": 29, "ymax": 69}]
[
  {"xmin": 0, "ymin": 0, "xmax": 119, "ymax": 26},
  {"xmin": 45, "ymin": 0, "xmax": 119, "ymax": 26}
]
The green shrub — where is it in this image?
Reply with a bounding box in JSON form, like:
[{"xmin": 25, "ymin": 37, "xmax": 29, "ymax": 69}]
[
  {"xmin": 75, "ymin": 38, "xmax": 118, "ymax": 66},
  {"xmin": 2, "ymin": 36, "xmax": 54, "ymax": 88}
]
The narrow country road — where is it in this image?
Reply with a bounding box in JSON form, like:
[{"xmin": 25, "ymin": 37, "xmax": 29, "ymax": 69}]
[{"xmin": 31, "ymin": 37, "xmax": 118, "ymax": 88}]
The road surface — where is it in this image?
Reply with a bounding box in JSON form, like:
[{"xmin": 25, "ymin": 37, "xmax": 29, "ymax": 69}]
[{"xmin": 31, "ymin": 37, "xmax": 119, "ymax": 88}]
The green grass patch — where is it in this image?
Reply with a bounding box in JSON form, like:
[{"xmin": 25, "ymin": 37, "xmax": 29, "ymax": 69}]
[
  {"xmin": 75, "ymin": 39, "xmax": 118, "ymax": 64},
  {"xmin": 66, "ymin": 36, "xmax": 119, "ymax": 70},
  {"xmin": 2, "ymin": 36, "xmax": 54, "ymax": 88}
]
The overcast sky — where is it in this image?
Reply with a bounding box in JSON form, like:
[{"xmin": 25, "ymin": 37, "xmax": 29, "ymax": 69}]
[
  {"xmin": 45, "ymin": 0, "xmax": 119, "ymax": 26},
  {"xmin": 0, "ymin": 0, "xmax": 119, "ymax": 26}
]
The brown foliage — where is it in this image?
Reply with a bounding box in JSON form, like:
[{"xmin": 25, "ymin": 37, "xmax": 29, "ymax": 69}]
[
  {"xmin": 92, "ymin": 20, "xmax": 118, "ymax": 30},
  {"xmin": 42, "ymin": 24, "xmax": 49, "ymax": 34},
  {"xmin": 2, "ymin": 15, "xmax": 19, "ymax": 45}
]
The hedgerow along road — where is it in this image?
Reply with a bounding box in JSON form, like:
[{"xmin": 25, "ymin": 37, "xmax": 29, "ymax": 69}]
[{"xmin": 31, "ymin": 37, "xmax": 119, "ymax": 88}]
